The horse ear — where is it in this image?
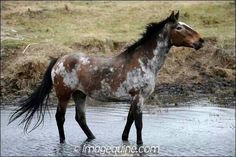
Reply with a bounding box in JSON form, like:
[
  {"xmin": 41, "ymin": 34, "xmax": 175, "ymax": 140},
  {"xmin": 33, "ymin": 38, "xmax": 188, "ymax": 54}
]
[
  {"xmin": 175, "ymin": 11, "xmax": 179, "ymax": 20},
  {"xmin": 168, "ymin": 11, "xmax": 176, "ymax": 22}
]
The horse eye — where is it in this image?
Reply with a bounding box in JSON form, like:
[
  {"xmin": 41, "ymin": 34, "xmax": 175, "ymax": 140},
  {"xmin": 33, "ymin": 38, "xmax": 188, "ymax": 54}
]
[{"xmin": 176, "ymin": 26, "xmax": 182, "ymax": 30}]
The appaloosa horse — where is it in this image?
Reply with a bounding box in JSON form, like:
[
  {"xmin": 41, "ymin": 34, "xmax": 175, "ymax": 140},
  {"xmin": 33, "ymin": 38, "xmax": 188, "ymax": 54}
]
[{"xmin": 9, "ymin": 11, "xmax": 204, "ymax": 145}]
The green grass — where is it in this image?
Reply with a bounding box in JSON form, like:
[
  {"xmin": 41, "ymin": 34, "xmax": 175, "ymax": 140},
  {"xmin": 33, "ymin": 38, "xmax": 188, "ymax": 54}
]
[
  {"xmin": 1, "ymin": 39, "xmax": 28, "ymax": 50},
  {"xmin": 1, "ymin": 1, "xmax": 235, "ymax": 50}
]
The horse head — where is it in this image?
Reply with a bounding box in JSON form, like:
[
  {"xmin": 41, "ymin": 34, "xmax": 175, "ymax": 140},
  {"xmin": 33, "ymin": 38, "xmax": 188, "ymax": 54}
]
[{"xmin": 166, "ymin": 11, "xmax": 204, "ymax": 50}]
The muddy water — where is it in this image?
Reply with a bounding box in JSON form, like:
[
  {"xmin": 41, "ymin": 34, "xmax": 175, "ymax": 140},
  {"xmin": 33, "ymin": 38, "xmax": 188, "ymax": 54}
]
[{"xmin": 1, "ymin": 99, "xmax": 235, "ymax": 156}]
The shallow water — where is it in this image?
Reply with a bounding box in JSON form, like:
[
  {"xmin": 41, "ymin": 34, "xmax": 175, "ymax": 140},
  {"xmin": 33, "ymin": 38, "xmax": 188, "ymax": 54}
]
[{"xmin": 1, "ymin": 99, "xmax": 235, "ymax": 156}]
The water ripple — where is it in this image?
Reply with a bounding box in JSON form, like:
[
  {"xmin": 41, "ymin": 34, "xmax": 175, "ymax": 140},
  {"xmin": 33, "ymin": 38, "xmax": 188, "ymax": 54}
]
[{"xmin": 1, "ymin": 100, "xmax": 235, "ymax": 156}]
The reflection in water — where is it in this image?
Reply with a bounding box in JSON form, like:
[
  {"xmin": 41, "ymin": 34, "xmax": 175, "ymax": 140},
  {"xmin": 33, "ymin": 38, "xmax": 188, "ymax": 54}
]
[{"xmin": 1, "ymin": 99, "xmax": 235, "ymax": 156}]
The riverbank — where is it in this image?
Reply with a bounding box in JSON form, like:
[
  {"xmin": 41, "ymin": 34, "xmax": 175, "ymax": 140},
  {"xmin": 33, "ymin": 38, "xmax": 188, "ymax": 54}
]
[
  {"xmin": 1, "ymin": 37, "xmax": 235, "ymax": 107},
  {"xmin": 2, "ymin": 80, "xmax": 235, "ymax": 108}
]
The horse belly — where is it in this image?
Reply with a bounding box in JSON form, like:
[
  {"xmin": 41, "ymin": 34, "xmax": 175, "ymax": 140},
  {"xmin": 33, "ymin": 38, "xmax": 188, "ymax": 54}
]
[
  {"xmin": 88, "ymin": 81, "xmax": 132, "ymax": 102},
  {"xmin": 88, "ymin": 71, "xmax": 155, "ymax": 102}
]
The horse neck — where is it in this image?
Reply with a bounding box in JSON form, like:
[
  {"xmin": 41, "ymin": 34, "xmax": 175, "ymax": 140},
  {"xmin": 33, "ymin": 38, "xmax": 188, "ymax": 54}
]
[
  {"xmin": 134, "ymin": 33, "xmax": 171, "ymax": 75},
  {"xmin": 116, "ymin": 31, "xmax": 171, "ymax": 75},
  {"xmin": 150, "ymin": 35, "xmax": 171, "ymax": 74}
]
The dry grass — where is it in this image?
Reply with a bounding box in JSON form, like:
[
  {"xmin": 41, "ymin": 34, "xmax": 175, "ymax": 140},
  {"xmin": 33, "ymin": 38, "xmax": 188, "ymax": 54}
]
[{"xmin": 1, "ymin": 1, "xmax": 235, "ymax": 49}]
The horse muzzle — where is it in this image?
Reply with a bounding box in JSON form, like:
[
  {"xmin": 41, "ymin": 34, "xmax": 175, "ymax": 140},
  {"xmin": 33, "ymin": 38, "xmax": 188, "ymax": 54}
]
[{"xmin": 193, "ymin": 38, "xmax": 204, "ymax": 50}]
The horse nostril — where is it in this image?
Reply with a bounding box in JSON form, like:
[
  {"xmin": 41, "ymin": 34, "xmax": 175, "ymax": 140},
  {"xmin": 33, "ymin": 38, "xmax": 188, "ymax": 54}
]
[
  {"xmin": 199, "ymin": 38, "xmax": 204, "ymax": 43},
  {"xmin": 193, "ymin": 39, "xmax": 204, "ymax": 50}
]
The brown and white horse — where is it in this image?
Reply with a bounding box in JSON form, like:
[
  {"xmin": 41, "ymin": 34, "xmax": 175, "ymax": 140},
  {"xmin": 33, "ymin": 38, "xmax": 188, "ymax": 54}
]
[{"xmin": 9, "ymin": 11, "xmax": 204, "ymax": 145}]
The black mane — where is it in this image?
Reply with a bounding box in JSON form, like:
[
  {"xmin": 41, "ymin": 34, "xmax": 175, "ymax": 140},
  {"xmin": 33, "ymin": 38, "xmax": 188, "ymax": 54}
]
[{"xmin": 123, "ymin": 18, "xmax": 168, "ymax": 54}]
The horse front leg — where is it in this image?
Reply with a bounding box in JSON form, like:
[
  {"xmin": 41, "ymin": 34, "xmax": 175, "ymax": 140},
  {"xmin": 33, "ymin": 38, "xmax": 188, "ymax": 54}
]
[
  {"xmin": 122, "ymin": 104, "xmax": 134, "ymax": 141},
  {"xmin": 122, "ymin": 94, "xmax": 144, "ymax": 145},
  {"xmin": 133, "ymin": 95, "xmax": 143, "ymax": 145}
]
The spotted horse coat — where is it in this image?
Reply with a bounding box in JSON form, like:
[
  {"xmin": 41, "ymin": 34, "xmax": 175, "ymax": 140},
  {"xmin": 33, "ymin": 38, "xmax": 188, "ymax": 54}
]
[{"xmin": 9, "ymin": 11, "xmax": 204, "ymax": 145}]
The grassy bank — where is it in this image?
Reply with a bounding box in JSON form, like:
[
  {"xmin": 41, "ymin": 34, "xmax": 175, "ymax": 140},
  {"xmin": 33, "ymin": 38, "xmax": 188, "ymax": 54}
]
[
  {"xmin": 1, "ymin": 1, "xmax": 235, "ymax": 50},
  {"xmin": 1, "ymin": 1, "xmax": 235, "ymax": 105}
]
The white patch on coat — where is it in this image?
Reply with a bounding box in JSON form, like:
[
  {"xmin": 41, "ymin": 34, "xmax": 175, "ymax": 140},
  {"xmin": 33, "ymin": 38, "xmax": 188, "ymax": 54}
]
[
  {"xmin": 100, "ymin": 79, "xmax": 112, "ymax": 94},
  {"xmin": 90, "ymin": 68, "xmax": 153, "ymax": 101},
  {"xmin": 152, "ymin": 40, "xmax": 169, "ymax": 74},
  {"xmin": 51, "ymin": 58, "xmax": 79, "ymax": 89},
  {"xmin": 114, "ymin": 67, "xmax": 155, "ymax": 99},
  {"xmin": 94, "ymin": 66, "xmax": 98, "ymax": 71},
  {"xmin": 51, "ymin": 56, "xmax": 66, "ymax": 84},
  {"xmin": 110, "ymin": 67, "xmax": 114, "ymax": 72},
  {"xmin": 136, "ymin": 95, "xmax": 144, "ymax": 113},
  {"xmin": 179, "ymin": 21, "xmax": 193, "ymax": 30},
  {"xmin": 80, "ymin": 56, "xmax": 90, "ymax": 65},
  {"xmin": 114, "ymin": 68, "xmax": 142, "ymax": 98}
]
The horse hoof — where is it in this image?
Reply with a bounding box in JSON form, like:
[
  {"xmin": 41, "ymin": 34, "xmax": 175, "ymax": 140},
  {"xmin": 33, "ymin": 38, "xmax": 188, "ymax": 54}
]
[
  {"xmin": 88, "ymin": 135, "xmax": 95, "ymax": 139},
  {"xmin": 122, "ymin": 134, "xmax": 128, "ymax": 141},
  {"xmin": 137, "ymin": 140, "xmax": 143, "ymax": 145},
  {"xmin": 88, "ymin": 135, "xmax": 96, "ymax": 140},
  {"xmin": 60, "ymin": 138, "xmax": 65, "ymax": 143}
]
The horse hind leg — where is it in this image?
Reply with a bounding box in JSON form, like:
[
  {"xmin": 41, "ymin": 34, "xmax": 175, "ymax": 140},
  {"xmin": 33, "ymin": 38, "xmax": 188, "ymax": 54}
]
[
  {"xmin": 55, "ymin": 93, "xmax": 71, "ymax": 143},
  {"xmin": 72, "ymin": 90, "xmax": 95, "ymax": 140}
]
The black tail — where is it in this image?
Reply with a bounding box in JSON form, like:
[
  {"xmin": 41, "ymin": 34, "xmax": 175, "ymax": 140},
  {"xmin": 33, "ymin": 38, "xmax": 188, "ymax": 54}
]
[{"xmin": 8, "ymin": 58, "xmax": 58, "ymax": 133}]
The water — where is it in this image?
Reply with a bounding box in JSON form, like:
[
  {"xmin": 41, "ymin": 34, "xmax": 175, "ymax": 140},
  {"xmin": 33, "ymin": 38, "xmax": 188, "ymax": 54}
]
[{"xmin": 1, "ymin": 99, "xmax": 235, "ymax": 156}]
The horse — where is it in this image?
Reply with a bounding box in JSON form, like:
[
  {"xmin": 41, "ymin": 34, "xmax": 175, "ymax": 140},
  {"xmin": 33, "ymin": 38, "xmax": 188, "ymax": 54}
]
[{"xmin": 9, "ymin": 11, "xmax": 204, "ymax": 145}]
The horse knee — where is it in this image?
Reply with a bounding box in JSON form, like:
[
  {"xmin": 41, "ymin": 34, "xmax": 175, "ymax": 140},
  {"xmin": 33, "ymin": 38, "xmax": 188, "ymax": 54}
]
[{"xmin": 72, "ymin": 90, "xmax": 86, "ymax": 102}]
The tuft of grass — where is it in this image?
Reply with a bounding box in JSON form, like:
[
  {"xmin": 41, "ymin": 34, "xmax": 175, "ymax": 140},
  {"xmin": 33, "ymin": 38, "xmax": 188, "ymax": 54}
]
[
  {"xmin": 1, "ymin": 39, "xmax": 28, "ymax": 50},
  {"xmin": 1, "ymin": 39, "xmax": 29, "ymax": 58}
]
